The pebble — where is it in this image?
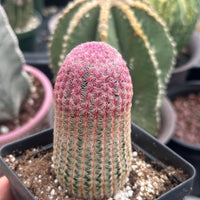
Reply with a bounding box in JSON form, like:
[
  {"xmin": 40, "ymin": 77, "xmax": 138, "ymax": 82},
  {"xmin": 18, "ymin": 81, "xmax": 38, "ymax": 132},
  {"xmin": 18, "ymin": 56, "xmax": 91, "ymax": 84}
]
[
  {"xmin": 132, "ymin": 151, "xmax": 138, "ymax": 157},
  {"xmin": 114, "ymin": 190, "xmax": 129, "ymax": 200},
  {"xmin": 54, "ymin": 179, "xmax": 58, "ymax": 184},
  {"xmin": 28, "ymin": 98, "xmax": 34, "ymax": 105},
  {"xmin": 50, "ymin": 189, "xmax": 56, "ymax": 196},
  {"xmin": 58, "ymin": 186, "xmax": 62, "ymax": 191},
  {"xmin": 0, "ymin": 126, "xmax": 9, "ymax": 134}
]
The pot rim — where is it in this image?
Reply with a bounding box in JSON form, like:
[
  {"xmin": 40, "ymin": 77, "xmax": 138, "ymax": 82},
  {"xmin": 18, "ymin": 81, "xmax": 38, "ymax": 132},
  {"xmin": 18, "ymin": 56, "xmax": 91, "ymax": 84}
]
[
  {"xmin": 157, "ymin": 97, "xmax": 176, "ymax": 144},
  {"xmin": 173, "ymin": 32, "xmax": 200, "ymax": 74},
  {"xmin": 0, "ymin": 64, "xmax": 53, "ymax": 144}
]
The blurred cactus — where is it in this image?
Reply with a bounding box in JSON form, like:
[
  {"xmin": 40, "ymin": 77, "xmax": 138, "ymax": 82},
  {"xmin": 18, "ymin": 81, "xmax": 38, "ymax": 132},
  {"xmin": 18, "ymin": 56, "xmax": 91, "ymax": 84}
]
[
  {"xmin": 53, "ymin": 42, "xmax": 133, "ymax": 199},
  {"xmin": 3, "ymin": 0, "xmax": 34, "ymax": 32},
  {"xmin": 0, "ymin": 5, "xmax": 30, "ymax": 122},
  {"xmin": 50, "ymin": 0, "xmax": 176, "ymax": 136},
  {"xmin": 148, "ymin": 0, "xmax": 200, "ymax": 53}
]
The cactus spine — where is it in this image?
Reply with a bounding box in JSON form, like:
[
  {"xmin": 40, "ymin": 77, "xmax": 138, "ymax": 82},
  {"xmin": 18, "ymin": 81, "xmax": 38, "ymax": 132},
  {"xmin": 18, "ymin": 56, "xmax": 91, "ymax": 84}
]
[
  {"xmin": 50, "ymin": 0, "xmax": 176, "ymax": 136},
  {"xmin": 3, "ymin": 0, "xmax": 34, "ymax": 32},
  {"xmin": 53, "ymin": 42, "xmax": 133, "ymax": 199},
  {"xmin": 147, "ymin": 0, "xmax": 200, "ymax": 53}
]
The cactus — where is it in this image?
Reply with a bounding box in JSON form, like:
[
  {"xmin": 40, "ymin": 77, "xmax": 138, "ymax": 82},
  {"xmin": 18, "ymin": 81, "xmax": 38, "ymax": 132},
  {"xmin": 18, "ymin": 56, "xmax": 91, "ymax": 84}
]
[
  {"xmin": 0, "ymin": 5, "xmax": 30, "ymax": 122},
  {"xmin": 50, "ymin": 0, "xmax": 176, "ymax": 136},
  {"xmin": 3, "ymin": 0, "xmax": 34, "ymax": 32},
  {"xmin": 147, "ymin": 0, "xmax": 200, "ymax": 53},
  {"xmin": 53, "ymin": 42, "xmax": 133, "ymax": 199}
]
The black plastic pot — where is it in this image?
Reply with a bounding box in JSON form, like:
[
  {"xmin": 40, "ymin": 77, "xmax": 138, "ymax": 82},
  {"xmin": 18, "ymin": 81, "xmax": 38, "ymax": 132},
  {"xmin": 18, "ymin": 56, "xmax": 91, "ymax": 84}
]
[
  {"xmin": 169, "ymin": 32, "xmax": 200, "ymax": 86},
  {"xmin": 44, "ymin": 0, "xmax": 72, "ymax": 7},
  {"xmin": 187, "ymin": 66, "xmax": 200, "ymax": 82},
  {"xmin": 167, "ymin": 81, "xmax": 200, "ymax": 197},
  {"xmin": 0, "ymin": 123, "xmax": 196, "ymax": 200}
]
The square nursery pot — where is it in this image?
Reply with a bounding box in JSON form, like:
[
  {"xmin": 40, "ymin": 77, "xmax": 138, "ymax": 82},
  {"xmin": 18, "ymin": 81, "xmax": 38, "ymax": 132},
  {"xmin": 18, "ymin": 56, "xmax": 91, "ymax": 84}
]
[{"xmin": 0, "ymin": 123, "xmax": 196, "ymax": 200}]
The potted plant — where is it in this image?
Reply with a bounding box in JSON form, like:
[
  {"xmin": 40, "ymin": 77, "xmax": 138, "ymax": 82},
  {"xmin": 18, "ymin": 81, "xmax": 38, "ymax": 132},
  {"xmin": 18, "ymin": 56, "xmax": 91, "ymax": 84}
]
[
  {"xmin": 0, "ymin": 6, "xmax": 53, "ymax": 147},
  {"xmin": 0, "ymin": 42, "xmax": 196, "ymax": 200},
  {"xmin": 148, "ymin": 0, "xmax": 200, "ymax": 85},
  {"xmin": 2, "ymin": 0, "xmax": 42, "ymax": 52},
  {"xmin": 167, "ymin": 81, "xmax": 200, "ymax": 197},
  {"xmin": 49, "ymin": 0, "xmax": 177, "ymax": 143}
]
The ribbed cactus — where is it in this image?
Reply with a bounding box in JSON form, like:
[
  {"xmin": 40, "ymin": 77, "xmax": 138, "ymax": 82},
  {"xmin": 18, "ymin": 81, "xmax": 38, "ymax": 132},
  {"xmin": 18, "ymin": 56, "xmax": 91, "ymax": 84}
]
[
  {"xmin": 53, "ymin": 42, "xmax": 133, "ymax": 199},
  {"xmin": 50, "ymin": 0, "xmax": 176, "ymax": 136},
  {"xmin": 148, "ymin": 0, "xmax": 200, "ymax": 53},
  {"xmin": 0, "ymin": 5, "xmax": 30, "ymax": 121},
  {"xmin": 3, "ymin": 0, "xmax": 34, "ymax": 32}
]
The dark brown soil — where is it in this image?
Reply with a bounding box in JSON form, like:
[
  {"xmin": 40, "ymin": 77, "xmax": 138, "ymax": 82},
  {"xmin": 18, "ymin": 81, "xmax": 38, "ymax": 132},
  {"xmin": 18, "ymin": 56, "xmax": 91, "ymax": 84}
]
[
  {"xmin": 0, "ymin": 73, "xmax": 44, "ymax": 135},
  {"xmin": 5, "ymin": 147, "xmax": 188, "ymax": 200},
  {"xmin": 173, "ymin": 92, "xmax": 200, "ymax": 146}
]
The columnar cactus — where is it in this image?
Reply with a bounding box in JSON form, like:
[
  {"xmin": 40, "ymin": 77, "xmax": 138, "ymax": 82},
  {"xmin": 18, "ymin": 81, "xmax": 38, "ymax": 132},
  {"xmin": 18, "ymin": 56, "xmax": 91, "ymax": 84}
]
[
  {"xmin": 148, "ymin": 0, "xmax": 200, "ymax": 53},
  {"xmin": 50, "ymin": 0, "xmax": 176, "ymax": 136},
  {"xmin": 0, "ymin": 5, "xmax": 30, "ymax": 121},
  {"xmin": 53, "ymin": 42, "xmax": 133, "ymax": 199},
  {"xmin": 3, "ymin": 0, "xmax": 34, "ymax": 32}
]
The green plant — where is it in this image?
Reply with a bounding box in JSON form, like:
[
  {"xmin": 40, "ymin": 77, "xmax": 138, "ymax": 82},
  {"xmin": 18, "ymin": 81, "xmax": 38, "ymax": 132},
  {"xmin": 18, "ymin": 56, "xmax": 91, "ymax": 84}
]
[
  {"xmin": 50, "ymin": 0, "xmax": 176, "ymax": 136},
  {"xmin": 147, "ymin": 0, "xmax": 200, "ymax": 53},
  {"xmin": 3, "ymin": 0, "xmax": 34, "ymax": 32},
  {"xmin": 0, "ymin": 5, "xmax": 30, "ymax": 122},
  {"xmin": 53, "ymin": 42, "xmax": 133, "ymax": 199}
]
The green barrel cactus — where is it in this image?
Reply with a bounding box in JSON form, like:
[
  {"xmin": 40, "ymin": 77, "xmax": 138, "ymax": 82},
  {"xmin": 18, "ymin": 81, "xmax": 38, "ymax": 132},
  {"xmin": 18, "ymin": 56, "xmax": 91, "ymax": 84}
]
[
  {"xmin": 53, "ymin": 42, "xmax": 133, "ymax": 199},
  {"xmin": 50, "ymin": 0, "xmax": 176, "ymax": 136},
  {"xmin": 147, "ymin": 0, "xmax": 200, "ymax": 53},
  {"xmin": 0, "ymin": 5, "xmax": 30, "ymax": 122}
]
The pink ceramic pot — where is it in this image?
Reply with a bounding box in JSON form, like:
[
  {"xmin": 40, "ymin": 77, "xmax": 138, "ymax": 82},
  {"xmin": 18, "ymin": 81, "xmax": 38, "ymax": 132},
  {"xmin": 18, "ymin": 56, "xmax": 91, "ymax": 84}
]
[{"xmin": 0, "ymin": 65, "xmax": 53, "ymax": 147}]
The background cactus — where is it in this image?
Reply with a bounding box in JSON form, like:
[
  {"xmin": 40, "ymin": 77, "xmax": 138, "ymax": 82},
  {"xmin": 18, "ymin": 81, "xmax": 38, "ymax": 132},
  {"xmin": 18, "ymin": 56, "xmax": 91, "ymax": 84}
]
[
  {"xmin": 0, "ymin": 5, "xmax": 30, "ymax": 121},
  {"xmin": 3, "ymin": 0, "xmax": 34, "ymax": 32},
  {"xmin": 147, "ymin": 0, "xmax": 200, "ymax": 53},
  {"xmin": 50, "ymin": 0, "xmax": 176, "ymax": 136},
  {"xmin": 53, "ymin": 42, "xmax": 133, "ymax": 199}
]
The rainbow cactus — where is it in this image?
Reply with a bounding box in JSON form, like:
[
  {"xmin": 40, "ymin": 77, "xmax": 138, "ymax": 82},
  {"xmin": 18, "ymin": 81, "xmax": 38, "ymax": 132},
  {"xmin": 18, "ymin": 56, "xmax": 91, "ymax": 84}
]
[
  {"xmin": 50, "ymin": 0, "xmax": 176, "ymax": 136},
  {"xmin": 53, "ymin": 42, "xmax": 133, "ymax": 199}
]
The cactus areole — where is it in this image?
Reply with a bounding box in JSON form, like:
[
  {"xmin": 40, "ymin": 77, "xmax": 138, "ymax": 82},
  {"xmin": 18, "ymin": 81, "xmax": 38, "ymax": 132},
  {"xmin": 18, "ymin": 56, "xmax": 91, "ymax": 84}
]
[
  {"xmin": 53, "ymin": 42, "xmax": 133, "ymax": 199},
  {"xmin": 50, "ymin": 0, "xmax": 176, "ymax": 136}
]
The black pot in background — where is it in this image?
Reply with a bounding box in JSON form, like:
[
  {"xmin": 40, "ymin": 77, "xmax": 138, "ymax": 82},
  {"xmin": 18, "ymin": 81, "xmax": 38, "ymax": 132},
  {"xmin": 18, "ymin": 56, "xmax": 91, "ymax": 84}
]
[
  {"xmin": 44, "ymin": 0, "xmax": 72, "ymax": 7},
  {"xmin": 167, "ymin": 81, "xmax": 200, "ymax": 197},
  {"xmin": 0, "ymin": 123, "xmax": 196, "ymax": 200},
  {"xmin": 186, "ymin": 66, "xmax": 200, "ymax": 82},
  {"xmin": 169, "ymin": 32, "xmax": 200, "ymax": 86}
]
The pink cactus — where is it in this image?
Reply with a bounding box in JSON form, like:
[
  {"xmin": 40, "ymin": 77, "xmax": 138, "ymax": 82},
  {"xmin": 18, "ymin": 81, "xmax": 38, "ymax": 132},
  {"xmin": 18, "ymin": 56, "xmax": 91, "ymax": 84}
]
[{"xmin": 53, "ymin": 42, "xmax": 133, "ymax": 200}]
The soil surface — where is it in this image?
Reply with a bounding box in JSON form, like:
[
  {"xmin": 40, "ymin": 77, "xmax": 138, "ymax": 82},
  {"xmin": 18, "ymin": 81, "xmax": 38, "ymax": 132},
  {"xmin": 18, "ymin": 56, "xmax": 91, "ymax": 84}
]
[
  {"xmin": 173, "ymin": 92, "xmax": 200, "ymax": 146},
  {"xmin": 0, "ymin": 72, "xmax": 44, "ymax": 135},
  {"xmin": 5, "ymin": 147, "xmax": 188, "ymax": 200}
]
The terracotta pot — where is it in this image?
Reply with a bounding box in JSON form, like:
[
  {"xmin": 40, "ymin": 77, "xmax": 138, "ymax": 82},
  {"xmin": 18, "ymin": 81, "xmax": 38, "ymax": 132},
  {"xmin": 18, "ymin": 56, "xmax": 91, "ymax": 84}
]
[
  {"xmin": 0, "ymin": 65, "xmax": 53, "ymax": 147},
  {"xmin": 169, "ymin": 32, "xmax": 200, "ymax": 85}
]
